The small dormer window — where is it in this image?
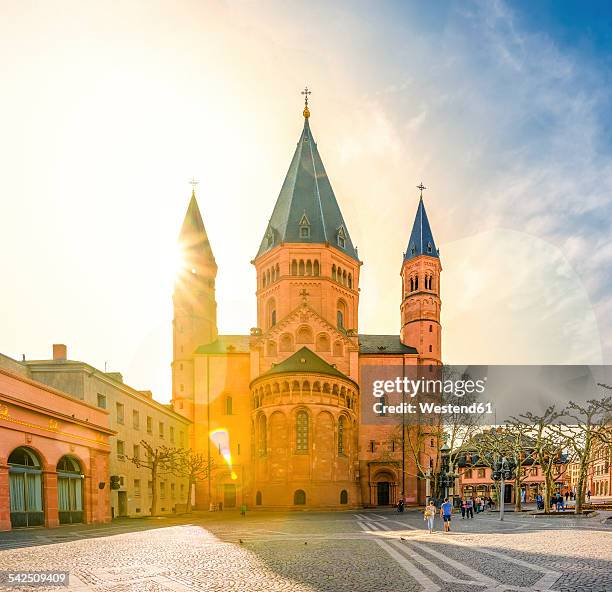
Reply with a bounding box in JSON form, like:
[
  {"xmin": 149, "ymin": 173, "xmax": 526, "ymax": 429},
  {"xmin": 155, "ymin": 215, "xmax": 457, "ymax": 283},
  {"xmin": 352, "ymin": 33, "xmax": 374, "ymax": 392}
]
[
  {"xmin": 337, "ymin": 226, "xmax": 346, "ymax": 249},
  {"xmin": 427, "ymin": 242, "xmax": 433, "ymax": 253},
  {"xmin": 299, "ymin": 213, "xmax": 311, "ymax": 239},
  {"xmin": 411, "ymin": 245, "xmax": 416, "ymax": 255},
  {"xmin": 266, "ymin": 228, "xmax": 274, "ymax": 247}
]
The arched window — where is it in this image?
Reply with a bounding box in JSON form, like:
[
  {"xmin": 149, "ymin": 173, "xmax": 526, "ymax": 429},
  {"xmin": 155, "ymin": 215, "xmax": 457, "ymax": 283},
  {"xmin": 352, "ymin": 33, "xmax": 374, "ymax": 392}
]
[
  {"xmin": 294, "ymin": 489, "xmax": 306, "ymax": 505},
  {"xmin": 298, "ymin": 260, "xmax": 305, "ymax": 276},
  {"xmin": 267, "ymin": 298, "xmax": 276, "ymax": 329},
  {"xmin": 429, "ymin": 324, "xmax": 433, "ymax": 333},
  {"xmin": 57, "ymin": 456, "xmax": 83, "ymax": 524},
  {"xmin": 225, "ymin": 396, "xmax": 233, "ymax": 415},
  {"xmin": 266, "ymin": 270, "xmax": 271, "ymax": 286},
  {"xmin": 296, "ymin": 411, "xmax": 309, "ymax": 453},
  {"xmin": 338, "ymin": 416, "xmax": 345, "ymax": 454},
  {"xmin": 316, "ymin": 333, "xmax": 330, "ymax": 352},
  {"xmin": 262, "ymin": 274, "xmax": 267, "ymax": 288},
  {"xmin": 296, "ymin": 326, "xmax": 313, "ymax": 344},
  {"xmin": 279, "ymin": 333, "xmax": 293, "ymax": 352},
  {"xmin": 332, "ymin": 265, "xmax": 337, "ymax": 281},
  {"xmin": 256, "ymin": 491, "xmax": 262, "ymax": 505},
  {"xmin": 275, "ymin": 263, "xmax": 280, "ymax": 280},
  {"xmin": 8, "ymin": 447, "xmax": 44, "ymax": 527},
  {"xmin": 306, "ymin": 260, "xmax": 312, "ymax": 275},
  {"xmin": 340, "ymin": 490, "xmax": 348, "ymax": 504},
  {"xmin": 291, "ymin": 260, "xmax": 298, "ymax": 275},
  {"xmin": 313, "ymin": 260, "xmax": 320, "ymax": 276},
  {"xmin": 348, "ymin": 273, "xmax": 352, "ymax": 289},
  {"xmin": 410, "ymin": 277, "xmax": 414, "ymax": 292},
  {"xmin": 258, "ymin": 415, "xmax": 267, "ymax": 457},
  {"xmin": 337, "ymin": 300, "xmax": 347, "ymax": 330},
  {"xmin": 429, "ymin": 345, "xmax": 433, "ymax": 352},
  {"xmin": 414, "ymin": 276, "xmax": 419, "ymax": 290},
  {"xmin": 342, "ymin": 270, "xmax": 347, "ymax": 285}
]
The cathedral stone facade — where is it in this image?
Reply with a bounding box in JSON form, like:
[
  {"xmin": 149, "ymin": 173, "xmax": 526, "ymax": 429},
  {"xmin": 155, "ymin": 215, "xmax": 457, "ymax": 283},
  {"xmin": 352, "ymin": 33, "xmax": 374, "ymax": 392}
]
[{"xmin": 172, "ymin": 104, "xmax": 442, "ymax": 510}]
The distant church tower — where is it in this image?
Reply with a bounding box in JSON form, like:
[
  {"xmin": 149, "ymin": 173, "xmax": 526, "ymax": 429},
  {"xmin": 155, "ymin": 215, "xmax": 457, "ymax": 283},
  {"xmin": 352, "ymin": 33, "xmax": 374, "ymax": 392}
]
[
  {"xmin": 172, "ymin": 188, "xmax": 218, "ymax": 420},
  {"xmin": 400, "ymin": 188, "xmax": 442, "ymax": 364}
]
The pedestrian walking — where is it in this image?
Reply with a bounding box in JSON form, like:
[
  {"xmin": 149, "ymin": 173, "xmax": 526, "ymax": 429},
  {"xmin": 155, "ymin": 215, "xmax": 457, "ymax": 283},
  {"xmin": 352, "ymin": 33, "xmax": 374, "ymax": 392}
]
[
  {"xmin": 565, "ymin": 491, "xmax": 569, "ymax": 503},
  {"xmin": 461, "ymin": 497, "xmax": 466, "ymax": 519},
  {"xmin": 424, "ymin": 501, "xmax": 436, "ymax": 533},
  {"xmin": 466, "ymin": 497, "xmax": 474, "ymax": 519},
  {"xmin": 587, "ymin": 489, "xmax": 591, "ymax": 501},
  {"xmin": 440, "ymin": 497, "xmax": 453, "ymax": 532}
]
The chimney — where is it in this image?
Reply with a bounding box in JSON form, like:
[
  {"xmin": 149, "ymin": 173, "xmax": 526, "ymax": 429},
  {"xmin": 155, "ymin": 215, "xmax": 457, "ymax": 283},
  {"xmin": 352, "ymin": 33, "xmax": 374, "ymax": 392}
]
[{"xmin": 53, "ymin": 344, "xmax": 67, "ymax": 361}]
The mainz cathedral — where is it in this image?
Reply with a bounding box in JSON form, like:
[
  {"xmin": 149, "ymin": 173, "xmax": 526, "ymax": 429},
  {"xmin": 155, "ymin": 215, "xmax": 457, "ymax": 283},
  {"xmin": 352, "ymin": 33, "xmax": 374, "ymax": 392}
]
[{"xmin": 171, "ymin": 95, "xmax": 441, "ymax": 510}]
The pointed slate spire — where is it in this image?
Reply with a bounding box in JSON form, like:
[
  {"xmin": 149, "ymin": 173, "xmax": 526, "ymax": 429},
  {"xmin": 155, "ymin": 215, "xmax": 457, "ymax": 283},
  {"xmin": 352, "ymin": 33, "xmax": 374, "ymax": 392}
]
[
  {"xmin": 404, "ymin": 196, "xmax": 439, "ymax": 261},
  {"xmin": 179, "ymin": 189, "xmax": 217, "ymax": 272},
  {"xmin": 256, "ymin": 114, "xmax": 358, "ymax": 260}
]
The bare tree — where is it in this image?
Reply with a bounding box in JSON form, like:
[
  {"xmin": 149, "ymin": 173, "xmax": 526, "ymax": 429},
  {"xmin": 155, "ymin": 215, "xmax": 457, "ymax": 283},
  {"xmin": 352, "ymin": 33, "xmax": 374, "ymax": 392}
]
[
  {"xmin": 550, "ymin": 395, "xmax": 612, "ymax": 514},
  {"xmin": 466, "ymin": 425, "xmax": 536, "ymax": 511},
  {"xmin": 127, "ymin": 440, "xmax": 181, "ymax": 516},
  {"xmin": 503, "ymin": 422, "xmax": 540, "ymax": 511},
  {"xmin": 399, "ymin": 368, "xmax": 486, "ymax": 501},
  {"xmin": 173, "ymin": 449, "xmax": 215, "ymax": 513},
  {"xmin": 514, "ymin": 407, "xmax": 570, "ymax": 514}
]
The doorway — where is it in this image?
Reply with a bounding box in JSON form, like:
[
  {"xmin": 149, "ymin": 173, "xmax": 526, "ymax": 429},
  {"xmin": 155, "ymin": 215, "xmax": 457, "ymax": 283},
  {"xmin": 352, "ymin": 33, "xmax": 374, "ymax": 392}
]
[
  {"xmin": 117, "ymin": 491, "xmax": 128, "ymax": 517},
  {"xmin": 8, "ymin": 447, "xmax": 44, "ymax": 528},
  {"xmin": 223, "ymin": 484, "xmax": 237, "ymax": 508},
  {"xmin": 377, "ymin": 482, "xmax": 390, "ymax": 506},
  {"xmin": 57, "ymin": 456, "xmax": 83, "ymax": 524}
]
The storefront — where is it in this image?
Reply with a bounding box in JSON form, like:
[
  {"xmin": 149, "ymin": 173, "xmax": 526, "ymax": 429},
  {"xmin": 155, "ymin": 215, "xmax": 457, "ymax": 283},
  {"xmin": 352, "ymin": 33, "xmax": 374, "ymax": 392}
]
[{"xmin": 0, "ymin": 367, "xmax": 114, "ymax": 531}]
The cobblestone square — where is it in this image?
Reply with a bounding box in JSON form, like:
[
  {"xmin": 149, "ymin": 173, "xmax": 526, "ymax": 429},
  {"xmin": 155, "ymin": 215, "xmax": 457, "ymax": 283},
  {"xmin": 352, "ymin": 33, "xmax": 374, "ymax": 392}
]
[{"xmin": 0, "ymin": 509, "xmax": 610, "ymax": 592}]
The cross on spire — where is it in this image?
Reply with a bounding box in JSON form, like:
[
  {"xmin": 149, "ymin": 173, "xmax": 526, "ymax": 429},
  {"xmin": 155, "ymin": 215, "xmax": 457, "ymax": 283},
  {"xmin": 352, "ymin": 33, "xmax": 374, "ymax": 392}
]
[
  {"xmin": 301, "ymin": 87, "xmax": 312, "ymax": 119},
  {"xmin": 189, "ymin": 177, "xmax": 199, "ymax": 197},
  {"xmin": 417, "ymin": 182, "xmax": 427, "ymax": 198}
]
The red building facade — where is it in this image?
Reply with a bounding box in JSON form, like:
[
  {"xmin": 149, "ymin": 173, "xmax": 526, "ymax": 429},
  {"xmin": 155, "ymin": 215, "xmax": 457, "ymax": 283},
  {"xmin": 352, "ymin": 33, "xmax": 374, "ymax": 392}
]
[{"xmin": 0, "ymin": 366, "xmax": 114, "ymax": 531}]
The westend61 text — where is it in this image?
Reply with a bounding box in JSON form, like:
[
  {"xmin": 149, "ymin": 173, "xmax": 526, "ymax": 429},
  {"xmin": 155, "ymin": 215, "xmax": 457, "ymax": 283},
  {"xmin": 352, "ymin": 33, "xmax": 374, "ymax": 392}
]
[{"xmin": 372, "ymin": 401, "xmax": 494, "ymax": 415}]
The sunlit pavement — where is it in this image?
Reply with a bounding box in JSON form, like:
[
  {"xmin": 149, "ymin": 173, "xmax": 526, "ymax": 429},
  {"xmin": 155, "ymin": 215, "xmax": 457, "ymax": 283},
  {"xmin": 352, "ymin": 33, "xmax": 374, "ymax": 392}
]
[{"xmin": 0, "ymin": 509, "xmax": 610, "ymax": 592}]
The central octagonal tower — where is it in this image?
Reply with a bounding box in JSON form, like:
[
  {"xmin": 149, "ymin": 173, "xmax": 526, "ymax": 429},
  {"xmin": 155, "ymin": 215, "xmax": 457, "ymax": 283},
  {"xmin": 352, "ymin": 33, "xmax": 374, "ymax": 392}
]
[{"xmin": 249, "ymin": 102, "xmax": 362, "ymax": 507}]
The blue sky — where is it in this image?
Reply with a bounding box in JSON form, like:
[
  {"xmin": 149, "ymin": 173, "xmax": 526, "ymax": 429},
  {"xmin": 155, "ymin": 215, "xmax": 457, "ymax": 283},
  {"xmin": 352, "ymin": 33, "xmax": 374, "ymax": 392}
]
[{"xmin": 1, "ymin": 0, "xmax": 611, "ymax": 399}]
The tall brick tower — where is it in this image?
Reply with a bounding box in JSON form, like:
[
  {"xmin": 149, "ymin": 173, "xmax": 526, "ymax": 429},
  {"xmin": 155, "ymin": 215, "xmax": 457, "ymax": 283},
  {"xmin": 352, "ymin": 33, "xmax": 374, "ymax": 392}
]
[
  {"xmin": 248, "ymin": 91, "xmax": 362, "ymax": 508},
  {"xmin": 400, "ymin": 188, "xmax": 442, "ymax": 365},
  {"xmin": 172, "ymin": 188, "xmax": 218, "ymax": 420}
]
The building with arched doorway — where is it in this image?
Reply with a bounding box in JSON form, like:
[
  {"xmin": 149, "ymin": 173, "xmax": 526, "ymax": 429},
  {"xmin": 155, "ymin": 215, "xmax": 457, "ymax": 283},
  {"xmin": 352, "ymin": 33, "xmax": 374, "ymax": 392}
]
[{"xmin": 0, "ymin": 364, "xmax": 114, "ymax": 531}]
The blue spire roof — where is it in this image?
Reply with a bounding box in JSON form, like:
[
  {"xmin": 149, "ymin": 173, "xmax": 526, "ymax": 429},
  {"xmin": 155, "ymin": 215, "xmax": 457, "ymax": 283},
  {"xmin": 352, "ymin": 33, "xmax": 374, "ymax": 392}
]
[
  {"xmin": 256, "ymin": 117, "xmax": 358, "ymax": 260},
  {"xmin": 404, "ymin": 197, "xmax": 439, "ymax": 261}
]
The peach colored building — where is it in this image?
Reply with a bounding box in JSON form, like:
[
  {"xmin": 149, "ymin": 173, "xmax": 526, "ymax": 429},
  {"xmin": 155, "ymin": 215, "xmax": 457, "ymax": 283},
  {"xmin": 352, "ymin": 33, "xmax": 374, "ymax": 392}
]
[
  {"xmin": 457, "ymin": 463, "xmax": 567, "ymax": 503},
  {"xmin": 0, "ymin": 363, "xmax": 113, "ymax": 531},
  {"xmin": 172, "ymin": 103, "xmax": 442, "ymax": 509}
]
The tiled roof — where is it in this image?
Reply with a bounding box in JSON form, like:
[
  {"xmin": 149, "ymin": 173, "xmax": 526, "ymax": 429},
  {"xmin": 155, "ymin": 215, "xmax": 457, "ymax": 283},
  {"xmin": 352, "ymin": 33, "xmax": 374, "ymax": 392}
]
[
  {"xmin": 180, "ymin": 191, "xmax": 216, "ymax": 267},
  {"xmin": 256, "ymin": 117, "xmax": 358, "ymax": 261},
  {"xmin": 358, "ymin": 334, "xmax": 418, "ymax": 354},
  {"xmin": 194, "ymin": 335, "xmax": 250, "ymax": 354},
  {"xmin": 260, "ymin": 347, "xmax": 350, "ymax": 380},
  {"xmin": 404, "ymin": 197, "xmax": 439, "ymax": 261}
]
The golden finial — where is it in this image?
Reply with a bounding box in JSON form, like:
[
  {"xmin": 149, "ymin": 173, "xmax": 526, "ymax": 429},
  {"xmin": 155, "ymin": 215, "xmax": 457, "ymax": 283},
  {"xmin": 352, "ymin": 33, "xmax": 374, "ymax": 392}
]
[{"xmin": 301, "ymin": 86, "xmax": 311, "ymax": 118}]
